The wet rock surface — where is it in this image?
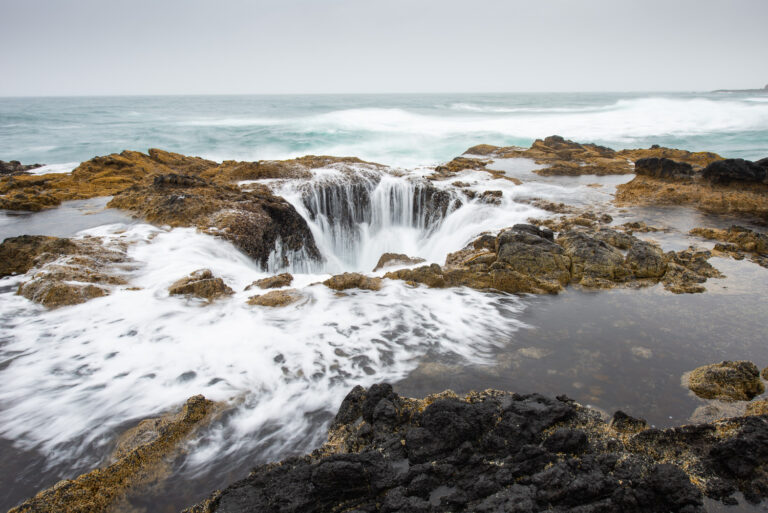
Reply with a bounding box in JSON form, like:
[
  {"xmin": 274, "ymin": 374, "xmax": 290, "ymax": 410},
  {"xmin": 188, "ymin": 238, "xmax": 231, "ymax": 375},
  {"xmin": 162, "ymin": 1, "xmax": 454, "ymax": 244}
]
[
  {"xmin": 11, "ymin": 395, "xmax": 216, "ymax": 513},
  {"xmin": 690, "ymin": 225, "xmax": 768, "ymax": 268},
  {"xmin": 109, "ymin": 174, "xmax": 321, "ymax": 269},
  {"xmin": 246, "ymin": 272, "xmax": 294, "ymax": 290},
  {"xmin": 372, "ymin": 253, "xmax": 426, "ymax": 272},
  {"xmin": 1, "ymin": 235, "xmax": 134, "ymax": 307},
  {"xmin": 687, "ymin": 361, "xmax": 765, "ymax": 402},
  {"xmin": 247, "ymin": 288, "xmax": 305, "ymax": 307},
  {"xmin": 0, "ymin": 160, "xmax": 43, "ymax": 176},
  {"xmin": 323, "ymin": 272, "xmax": 383, "ymax": 291},
  {"xmin": 187, "ymin": 384, "xmax": 768, "ymax": 513},
  {"xmin": 168, "ymin": 269, "xmax": 234, "ymax": 302},
  {"xmin": 466, "ymin": 136, "xmax": 721, "ymax": 177},
  {"xmin": 617, "ymin": 156, "xmax": 768, "ymax": 220},
  {"xmin": 385, "ymin": 224, "xmax": 721, "ymax": 295}
]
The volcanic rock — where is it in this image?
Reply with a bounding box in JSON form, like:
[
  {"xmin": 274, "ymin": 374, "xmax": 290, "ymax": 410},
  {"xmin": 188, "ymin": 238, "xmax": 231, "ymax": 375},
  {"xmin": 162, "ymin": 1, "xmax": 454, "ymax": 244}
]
[
  {"xmin": 372, "ymin": 253, "xmax": 426, "ymax": 272},
  {"xmin": 323, "ymin": 273, "xmax": 382, "ymax": 292},
  {"xmin": 109, "ymin": 174, "xmax": 321, "ymax": 269},
  {"xmin": 186, "ymin": 384, "xmax": 768, "ymax": 513},
  {"xmin": 8, "ymin": 236, "xmax": 132, "ymax": 307},
  {"xmin": 168, "ymin": 269, "xmax": 234, "ymax": 302},
  {"xmin": 702, "ymin": 159, "xmax": 768, "ymax": 185},
  {"xmin": 0, "ymin": 160, "xmax": 43, "ymax": 176},
  {"xmin": 690, "ymin": 226, "xmax": 768, "ymax": 268},
  {"xmin": 11, "ymin": 395, "xmax": 216, "ymax": 513},
  {"xmin": 687, "ymin": 361, "xmax": 765, "ymax": 401},
  {"xmin": 634, "ymin": 157, "xmax": 694, "ymax": 179},
  {"xmin": 247, "ymin": 289, "xmax": 304, "ymax": 307},
  {"xmin": 246, "ymin": 273, "xmax": 294, "ymax": 290}
]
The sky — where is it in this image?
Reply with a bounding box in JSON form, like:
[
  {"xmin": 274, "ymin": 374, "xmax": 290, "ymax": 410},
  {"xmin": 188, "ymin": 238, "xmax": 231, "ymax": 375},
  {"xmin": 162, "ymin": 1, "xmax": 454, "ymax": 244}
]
[{"xmin": 0, "ymin": 0, "xmax": 766, "ymax": 96}]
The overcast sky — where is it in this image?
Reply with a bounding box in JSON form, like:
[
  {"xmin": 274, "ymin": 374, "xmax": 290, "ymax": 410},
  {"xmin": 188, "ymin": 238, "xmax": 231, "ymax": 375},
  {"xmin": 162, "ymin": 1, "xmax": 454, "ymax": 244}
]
[{"xmin": 1, "ymin": 0, "xmax": 766, "ymax": 96}]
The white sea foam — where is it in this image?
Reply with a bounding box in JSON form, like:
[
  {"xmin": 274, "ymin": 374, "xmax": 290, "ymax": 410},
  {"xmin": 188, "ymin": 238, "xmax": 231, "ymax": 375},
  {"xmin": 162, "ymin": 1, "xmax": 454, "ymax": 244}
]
[
  {"xmin": 27, "ymin": 162, "xmax": 80, "ymax": 175},
  {"xmin": 0, "ymin": 220, "xmax": 529, "ymax": 473}
]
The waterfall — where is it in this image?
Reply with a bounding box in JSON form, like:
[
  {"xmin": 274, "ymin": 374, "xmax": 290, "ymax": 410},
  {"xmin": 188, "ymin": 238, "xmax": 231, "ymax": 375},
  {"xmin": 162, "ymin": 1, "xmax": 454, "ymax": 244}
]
[{"xmin": 277, "ymin": 170, "xmax": 462, "ymax": 273}]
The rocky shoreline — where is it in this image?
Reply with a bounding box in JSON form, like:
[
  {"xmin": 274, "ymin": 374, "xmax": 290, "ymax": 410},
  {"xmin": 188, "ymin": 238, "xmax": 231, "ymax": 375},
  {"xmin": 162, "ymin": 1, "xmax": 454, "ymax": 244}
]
[{"xmin": 2, "ymin": 136, "xmax": 768, "ymax": 511}]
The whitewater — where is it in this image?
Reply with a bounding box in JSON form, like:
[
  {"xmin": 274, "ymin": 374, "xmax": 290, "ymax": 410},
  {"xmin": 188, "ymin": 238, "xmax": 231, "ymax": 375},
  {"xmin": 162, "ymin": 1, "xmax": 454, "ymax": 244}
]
[{"xmin": 1, "ymin": 91, "xmax": 768, "ymax": 509}]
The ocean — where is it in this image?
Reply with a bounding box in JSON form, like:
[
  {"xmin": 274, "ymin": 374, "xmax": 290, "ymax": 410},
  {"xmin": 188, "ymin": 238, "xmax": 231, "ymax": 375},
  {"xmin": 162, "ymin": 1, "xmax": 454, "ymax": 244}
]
[
  {"xmin": 1, "ymin": 91, "xmax": 767, "ymax": 170},
  {"xmin": 1, "ymin": 91, "xmax": 768, "ymax": 511}
]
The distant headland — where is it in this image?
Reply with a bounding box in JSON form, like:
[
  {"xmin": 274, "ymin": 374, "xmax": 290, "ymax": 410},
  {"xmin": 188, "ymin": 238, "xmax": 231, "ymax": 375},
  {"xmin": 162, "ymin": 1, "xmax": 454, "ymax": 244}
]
[{"xmin": 713, "ymin": 84, "xmax": 768, "ymax": 93}]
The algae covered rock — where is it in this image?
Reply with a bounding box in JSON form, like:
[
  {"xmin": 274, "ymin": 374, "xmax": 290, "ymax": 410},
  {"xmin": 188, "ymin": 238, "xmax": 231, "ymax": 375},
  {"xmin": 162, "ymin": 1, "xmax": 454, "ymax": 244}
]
[
  {"xmin": 372, "ymin": 253, "xmax": 425, "ymax": 272},
  {"xmin": 11, "ymin": 395, "xmax": 216, "ymax": 513},
  {"xmin": 687, "ymin": 361, "xmax": 765, "ymax": 401},
  {"xmin": 247, "ymin": 289, "xmax": 304, "ymax": 307},
  {"xmin": 168, "ymin": 269, "xmax": 234, "ymax": 301},
  {"xmin": 323, "ymin": 272, "xmax": 382, "ymax": 291},
  {"xmin": 246, "ymin": 272, "xmax": 294, "ymax": 290},
  {"xmin": 0, "ymin": 235, "xmax": 78, "ymax": 277},
  {"xmin": 8, "ymin": 235, "xmax": 133, "ymax": 307}
]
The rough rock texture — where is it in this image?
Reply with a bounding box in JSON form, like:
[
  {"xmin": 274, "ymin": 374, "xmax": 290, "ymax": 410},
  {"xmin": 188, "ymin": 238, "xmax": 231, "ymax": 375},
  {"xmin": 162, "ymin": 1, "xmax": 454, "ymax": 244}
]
[
  {"xmin": 690, "ymin": 225, "xmax": 768, "ymax": 268},
  {"xmin": 687, "ymin": 361, "xmax": 765, "ymax": 402},
  {"xmin": 0, "ymin": 149, "xmax": 382, "ymax": 212},
  {"xmin": 0, "ymin": 160, "xmax": 42, "ymax": 176},
  {"xmin": 247, "ymin": 289, "xmax": 304, "ymax": 307},
  {"xmin": 472, "ymin": 136, "xmax": 721, "ymax": 176},
  {"xmin": 385, "ymin": 224, "xmax": 719, "ymax": 295},
  {"xmin": 11, "ymin": 395, "xmax": 216, "ymax": 513},
  {"xmin": 109, "ymin": 174, "xmax": 321, "ymax": 269},
  {"xmin": 246, "ymin": 273, "xmax": 294, "ymax": 290},
  {"xmin": 702, "ymin": 159, "xmax": 768, "ymax": 185},
  {"xmin": 323, "ymin": 273, "xmax": 383, "ymax": 292},
  {"xmin": 634, "ymin": 157, "xmax": 694, "ymax": 179},
  {"xmin": 0, "ymin": 235, "xmax": 78, "ymax": 277},
  {"xmin": 616, "ymin": 158, "xmax": 768, "ymax": 219},
  {"xmin": 0, "ymin": 149, "xmax": 218, "ymax": 211},
  {"xmin": 187, "ymin": 384, "xmax": 768, "ymax": 513},
  {"xmin": 5, "ymin": 236, "xmax": 133, "ymax": 307},
  {"xmin": 372, "ymin": 253, "xmax": 426, "ymax": 272},
  {"xmin": 168, "ymin": 269, "xmax": 234, "ymax": 302}
]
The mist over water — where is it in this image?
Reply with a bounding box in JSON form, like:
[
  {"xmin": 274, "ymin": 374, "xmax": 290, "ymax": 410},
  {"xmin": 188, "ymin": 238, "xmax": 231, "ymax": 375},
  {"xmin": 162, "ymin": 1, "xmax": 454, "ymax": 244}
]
[{"xmin": 1, "ymin": 92, "xmax": 767, "ymax": 168}]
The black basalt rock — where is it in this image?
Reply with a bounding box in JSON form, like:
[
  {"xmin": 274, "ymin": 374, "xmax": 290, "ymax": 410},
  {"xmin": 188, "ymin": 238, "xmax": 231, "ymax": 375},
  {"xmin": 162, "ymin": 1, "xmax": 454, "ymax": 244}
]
[
  {"xmin": 635, "ymin": 157, "xmax": 694, "ymax": 179},
  {"xmin": 702, "ymin": 158, "xmax": 768, "ymax": 185},
  {"xmin": 187, "ymin": 384, "xmax": 768, "ymax": 513}
]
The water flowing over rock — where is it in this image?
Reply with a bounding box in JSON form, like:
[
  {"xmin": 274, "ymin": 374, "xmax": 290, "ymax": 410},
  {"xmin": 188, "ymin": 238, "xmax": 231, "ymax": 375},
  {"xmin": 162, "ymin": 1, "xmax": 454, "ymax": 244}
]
[
  {"xmin": 246, "ymin": 273, "xmax": 294, "ymax": 290},
  {"xmin": 168, "ymin": 269, "xmax": 234, "ymax": 302},
  {"xmin": 247, "ymin": 289, "xmax": 305, "ymax": 307},
  {"xmin": 10, "ymin": 395, "xmax": 216, "ymax": 513},
  {"xmin": 109, "ymin": 174, "xmax": 321, "ymax": 271},
  {"xmin": 372, "ymin": 253, "xmax": 426, "ymax": 272},
  {"xmin": 186, "ymin": 384, "xmax": 768, "ymax": 512},
  {"xmin": 687, "ymin": 361, "xmax": 765, "ymax": 402},
  {"xmin": 1, "ymin": 235, "xmax": 134, "ymax": 307}
]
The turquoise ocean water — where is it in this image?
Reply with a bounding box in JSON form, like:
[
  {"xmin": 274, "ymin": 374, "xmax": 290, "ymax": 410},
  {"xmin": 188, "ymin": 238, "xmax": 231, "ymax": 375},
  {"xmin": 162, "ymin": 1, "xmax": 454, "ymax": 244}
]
[{"xmin": 1, "ymin": 92, "xmax": 767, "ymax": 168}]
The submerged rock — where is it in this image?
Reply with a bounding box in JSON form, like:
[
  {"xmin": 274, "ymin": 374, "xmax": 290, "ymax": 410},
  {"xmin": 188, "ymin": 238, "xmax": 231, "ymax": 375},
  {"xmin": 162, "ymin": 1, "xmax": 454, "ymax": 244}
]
[
  {"xmin": 247, "ymin": 288, "xmax": 304, "ymax": 307},
  {"xmin": 690, "ymin": 225, "xmax": 768, "ymax": 268},
  {"xmin": 323, "ymin": 272, "xmax": 382, "ymax": 291},
  {"xmin": 0, "ymin": 235, "xmax": 78, "ymax": 277},
  {"xmin": 372, "ymin": 253, "xmax": 426, "ymax": 272},
  {"xmin": 11, "ymin": 395, "xmax": 216, "ymax": 513},
  {"xmin": 687, "ymin": 361, "xmax": 765, "ymax": 401},
  {"xmin": 4, "ymin": 235, "xmax": 133, "ymax": 307},
  {"xmin": 186, "ymin": 384, "xmax": 768, "ymax": 512},
  {"xmin": 168, "ymin": 269, "xmax": 234, "ymax": 302},
  {"xmin": 246, "ymin": 272, "xmax": 294, "ymax": 290}
]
